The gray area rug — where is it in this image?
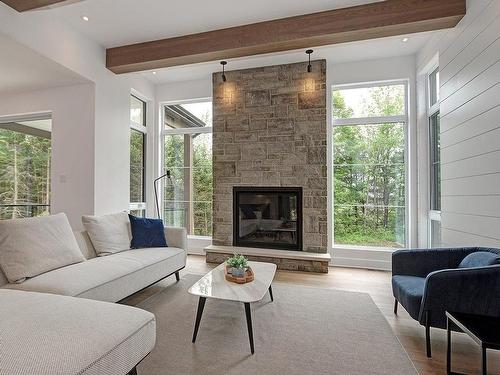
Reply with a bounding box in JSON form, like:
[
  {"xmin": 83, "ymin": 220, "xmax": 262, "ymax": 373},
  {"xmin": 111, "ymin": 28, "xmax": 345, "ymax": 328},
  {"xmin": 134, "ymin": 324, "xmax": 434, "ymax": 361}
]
[{"xmin": 136, "ymin": 275, "xmax": 417, "ymax": 375}]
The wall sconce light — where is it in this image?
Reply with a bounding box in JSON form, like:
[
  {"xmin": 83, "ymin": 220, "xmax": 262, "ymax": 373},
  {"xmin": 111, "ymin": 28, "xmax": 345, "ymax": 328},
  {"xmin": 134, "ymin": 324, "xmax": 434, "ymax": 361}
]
[
  {"xmin": 306, "ymin": 49, "xmax": 313, "ymax": 73},
  {"xmin": 220, "ymin": 61, "xmax": 227, "ymax": 82}
]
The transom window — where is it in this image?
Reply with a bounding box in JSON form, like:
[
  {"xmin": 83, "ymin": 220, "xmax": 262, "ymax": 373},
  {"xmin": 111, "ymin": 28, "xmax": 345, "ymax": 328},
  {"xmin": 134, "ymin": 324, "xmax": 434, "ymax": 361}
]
[{"xmin": 332, "ymin": 82, "xmax": 408, "ymax": 248}]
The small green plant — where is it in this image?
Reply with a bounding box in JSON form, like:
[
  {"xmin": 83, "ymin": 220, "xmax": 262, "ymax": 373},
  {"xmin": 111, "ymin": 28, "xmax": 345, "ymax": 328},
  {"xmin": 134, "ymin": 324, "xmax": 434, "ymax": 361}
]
[{"xmin": 226, "ymin": 253, "xmax": 248, "ymax": 269}]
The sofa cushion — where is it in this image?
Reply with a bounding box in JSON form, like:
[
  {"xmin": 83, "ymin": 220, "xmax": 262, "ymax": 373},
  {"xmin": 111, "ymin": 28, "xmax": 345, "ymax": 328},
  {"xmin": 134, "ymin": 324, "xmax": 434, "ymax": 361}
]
[
  {"xmin": 73, "ymin": 230, "xmax": 98, "ymax": 259},
  {"xmin": 129, "ymin": 214, "xmax": 168, "ymax": 249},
  {"xmin": 0, "ymin": 213, "xmax": 85, "ymax": 283},
  {"xmin": 0, "ymin": 289, "xmax": 155, "ymax": 375},
  {"xmin": 82, "ymin": 212, "xmax": 131, "ymax": 256},
  {"xmin": 392, "ymin": 275, "xmax": 426, "ymax": 320},
  {"xmin": 458, "ymin": 251, "xmax": 500, "ymax": 268},
  {"xmin": 3, "ymin": 247, "xmax": 186, "ymax": 302}
]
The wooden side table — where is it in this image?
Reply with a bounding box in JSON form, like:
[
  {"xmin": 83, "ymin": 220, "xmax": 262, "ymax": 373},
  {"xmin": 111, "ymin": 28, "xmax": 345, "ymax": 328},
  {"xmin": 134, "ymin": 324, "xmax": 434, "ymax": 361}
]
[{"xmin": 446, "ymin": 311, "xmax": 500, "ymax": 375}]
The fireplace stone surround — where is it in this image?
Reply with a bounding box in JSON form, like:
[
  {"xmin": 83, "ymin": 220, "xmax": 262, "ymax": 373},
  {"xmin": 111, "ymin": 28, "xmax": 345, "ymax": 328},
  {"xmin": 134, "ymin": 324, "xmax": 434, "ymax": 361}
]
[{"xmin": 208, "ymin": 60, "xmax": 329, "ymax": 273}]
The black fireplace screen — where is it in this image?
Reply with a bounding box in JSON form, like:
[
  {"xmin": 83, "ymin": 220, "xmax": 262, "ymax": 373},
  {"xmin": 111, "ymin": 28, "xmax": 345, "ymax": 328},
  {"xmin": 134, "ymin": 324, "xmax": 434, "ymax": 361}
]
[{"xmin": 233, "ymin": 187, "xmax": 302, "ymax": 251}]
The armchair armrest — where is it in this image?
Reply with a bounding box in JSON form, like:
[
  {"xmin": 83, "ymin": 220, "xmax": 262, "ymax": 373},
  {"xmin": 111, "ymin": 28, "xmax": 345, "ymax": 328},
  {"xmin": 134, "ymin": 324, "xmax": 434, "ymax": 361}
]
[
  {"xmin": 164, "ymin": 226, "xmax": 187, "ymax": 251},
  {"xmin": 392, "ymin": 247, "xmax": 478, "ymax": 277},
  {"xmin": 419, "ymin": 265, "xmax": 500, "ymax": 327}
]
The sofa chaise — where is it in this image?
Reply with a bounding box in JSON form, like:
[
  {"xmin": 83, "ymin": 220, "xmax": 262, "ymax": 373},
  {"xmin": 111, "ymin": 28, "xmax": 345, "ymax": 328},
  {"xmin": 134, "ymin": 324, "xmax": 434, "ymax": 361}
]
[{"xmin": 0, "ymin": 289, "xmax": 156, "ymax": 375}]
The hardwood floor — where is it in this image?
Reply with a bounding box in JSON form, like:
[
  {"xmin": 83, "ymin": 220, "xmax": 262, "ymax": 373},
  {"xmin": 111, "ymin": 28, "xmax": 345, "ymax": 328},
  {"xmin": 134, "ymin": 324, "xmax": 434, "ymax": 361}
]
[{"xmin": 128, "ymin": 255, "xmax": 500, "ymax": 375}]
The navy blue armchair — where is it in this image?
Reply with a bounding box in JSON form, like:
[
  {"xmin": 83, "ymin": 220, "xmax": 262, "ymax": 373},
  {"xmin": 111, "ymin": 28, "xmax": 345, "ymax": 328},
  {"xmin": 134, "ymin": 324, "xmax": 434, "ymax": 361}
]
[{"xmin": 392, "ymin": 247, "xmax": 500, "ymax": 357}]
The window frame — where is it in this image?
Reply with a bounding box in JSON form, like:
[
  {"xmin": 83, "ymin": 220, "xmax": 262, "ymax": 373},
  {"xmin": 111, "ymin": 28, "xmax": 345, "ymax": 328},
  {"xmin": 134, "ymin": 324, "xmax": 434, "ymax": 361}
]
[
  {"xmin": 427, "ymin": 66, "xmax": 442, "ymax": 247},
  {"xmin": 129, "ymin": 94, "xmax": 147, "ymax": 215},
  {"xmin": 160, "ymin": 98, "xmax": 213, "ymax": 238},
  {"xmin": 331, "ymin": 80, "xmax": 410, "ymax": 249}
]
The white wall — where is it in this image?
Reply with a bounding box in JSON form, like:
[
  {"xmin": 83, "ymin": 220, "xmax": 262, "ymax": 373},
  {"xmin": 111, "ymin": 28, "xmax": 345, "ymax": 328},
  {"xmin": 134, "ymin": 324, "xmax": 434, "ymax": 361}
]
[
  {"xmin": 0, "ymin": 84, "xmax": 95, "ymax": 228},
  {"xmin": 417, "ymin": 0, "xmax": 500, "ymax": 248},
  {"xmin": 156, "ymin": 79, "xmax": 211, "ymax": 104},
  {"xmin": 0, "ymin": 4, "xmax": 156, "ymax": 224}
]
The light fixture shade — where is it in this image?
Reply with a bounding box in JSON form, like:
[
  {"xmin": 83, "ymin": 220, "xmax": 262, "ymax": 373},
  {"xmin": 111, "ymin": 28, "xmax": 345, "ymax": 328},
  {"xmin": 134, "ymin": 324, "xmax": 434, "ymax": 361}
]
[{"xmin": 306, "ymin": 49, "xmax": 313, "ymax": 73}]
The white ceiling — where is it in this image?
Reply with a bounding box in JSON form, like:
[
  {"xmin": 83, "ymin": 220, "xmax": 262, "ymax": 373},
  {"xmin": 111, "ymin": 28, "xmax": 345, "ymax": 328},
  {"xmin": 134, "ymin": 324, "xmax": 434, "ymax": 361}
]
[
  {"xmin": 43, "ymin": 0, "xmax": 441, "ymax": 84},
  {"xmin": 135, "ymin": 31, "xmax": 440, "ymax": 85},
  {"xmin": 0, "ymin": 33, "xmax": 88, "ymax": 95},
  {"xmin": 50, "ymin": 0, "xmax": 384, "ymax": 48},
  {"xmin": 3, "ymin": 0, "xmax": 443, "ymax": 88}
]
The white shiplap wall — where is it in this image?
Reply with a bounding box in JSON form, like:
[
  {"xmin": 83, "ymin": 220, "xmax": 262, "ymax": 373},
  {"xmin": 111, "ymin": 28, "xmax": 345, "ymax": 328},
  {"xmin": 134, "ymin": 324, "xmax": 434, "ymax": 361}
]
[{"xmin": 438, "ymin": 0, "xmax": 500, "ymax": 247}]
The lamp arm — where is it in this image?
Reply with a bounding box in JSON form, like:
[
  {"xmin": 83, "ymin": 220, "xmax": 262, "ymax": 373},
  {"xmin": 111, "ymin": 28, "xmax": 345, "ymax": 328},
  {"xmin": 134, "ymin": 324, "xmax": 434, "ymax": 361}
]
[{"xmin": 154, "ymin": 172, "xmax": 171, "ymax": 220}]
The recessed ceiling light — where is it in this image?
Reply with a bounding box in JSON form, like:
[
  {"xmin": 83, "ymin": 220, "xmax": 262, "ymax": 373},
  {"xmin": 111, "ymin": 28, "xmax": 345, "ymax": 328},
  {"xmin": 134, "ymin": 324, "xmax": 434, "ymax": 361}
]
[
  {"xmin": 152, "ymin": 71, "xmax": 157, "ymax": 75},
  {"xmin": 82, "ymin": 15, "xmax": 89, "ymax": 21},
  {"xmin": 402, "ymin": 37, "xmax": 409, "ymax": 43}
]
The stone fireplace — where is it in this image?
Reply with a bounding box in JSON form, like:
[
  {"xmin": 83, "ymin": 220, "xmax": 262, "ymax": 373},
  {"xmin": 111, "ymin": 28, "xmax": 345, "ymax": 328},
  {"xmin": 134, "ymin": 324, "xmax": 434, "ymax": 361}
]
[{"xmin": 207, "ymin": 59, "xmax": 329, "ymax": 272}]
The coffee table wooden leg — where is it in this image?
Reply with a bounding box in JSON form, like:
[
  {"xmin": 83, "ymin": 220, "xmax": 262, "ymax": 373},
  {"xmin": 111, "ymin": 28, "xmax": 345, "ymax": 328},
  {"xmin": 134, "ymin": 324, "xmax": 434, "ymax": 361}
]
[
  {"xmin": 244, "ymin": 302, "xmax": 254, "ymax": 354},
  {"xmin": 192, "ymin": 297, "xmax": 206, "ymax": 343},
  {"xmin": 268, "ymin": 285, "xmax": 274, "ymax": 302}
]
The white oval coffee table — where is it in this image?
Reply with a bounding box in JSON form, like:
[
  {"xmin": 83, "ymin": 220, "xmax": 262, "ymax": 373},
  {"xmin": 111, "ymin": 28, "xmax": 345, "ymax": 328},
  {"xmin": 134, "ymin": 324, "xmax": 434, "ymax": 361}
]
[{"xmin": 188, "ymin": 261, "xmax": 277, "ymax": 354}]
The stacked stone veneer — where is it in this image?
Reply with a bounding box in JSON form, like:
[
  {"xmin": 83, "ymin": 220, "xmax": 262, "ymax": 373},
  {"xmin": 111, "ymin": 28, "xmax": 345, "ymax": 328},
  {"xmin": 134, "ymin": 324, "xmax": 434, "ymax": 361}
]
[{"xmin": 212, "ymin": 60, "xmax": 328, "ymax": 256}]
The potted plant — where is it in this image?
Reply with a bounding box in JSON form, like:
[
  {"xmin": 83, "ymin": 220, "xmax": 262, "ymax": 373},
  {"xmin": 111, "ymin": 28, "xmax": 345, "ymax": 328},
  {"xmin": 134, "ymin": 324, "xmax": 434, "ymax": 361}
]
[{"xmin": 226, "ymin": 254, "xmax": 248, "ymax": 278}]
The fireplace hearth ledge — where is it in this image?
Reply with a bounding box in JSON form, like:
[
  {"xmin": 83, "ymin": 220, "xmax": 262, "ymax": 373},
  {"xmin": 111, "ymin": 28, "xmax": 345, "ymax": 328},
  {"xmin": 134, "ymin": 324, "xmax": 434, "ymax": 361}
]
[{"xmin": 204, "ymin": 245, "xmax": 331, "ymax": 274}]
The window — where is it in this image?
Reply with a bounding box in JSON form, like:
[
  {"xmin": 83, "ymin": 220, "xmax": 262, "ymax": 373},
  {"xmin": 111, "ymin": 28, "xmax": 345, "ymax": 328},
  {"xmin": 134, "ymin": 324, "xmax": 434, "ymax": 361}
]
[
  {"xmin": 0, "ymin": 118, "xmax": 51, "ymax": 219},
  {"xmin": 429, "ymin": 113, "xmax": 441, "ymax": 211},
  {"xmin": 162, "ymin": 101, "xmax": 212, "ymax": 236},
  {"xmin": 130, "ymin": 95, "xmax": 147, "ymax": 217},
  {"xmin": 332, "ymin": 83, "xmax": 407, "ymax": 248},
  {"xmin": 428, "ymin": 68, "xmax": 441, "ymax": 246},
  {"xmin": 429, "ymin": 68, "xmax": 440, "ymax": 107}
]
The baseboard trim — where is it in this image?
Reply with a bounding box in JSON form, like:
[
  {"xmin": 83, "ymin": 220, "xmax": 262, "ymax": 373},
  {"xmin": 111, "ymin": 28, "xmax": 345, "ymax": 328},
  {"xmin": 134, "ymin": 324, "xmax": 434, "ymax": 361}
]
[
  {"xmin": 331, "ymin": 256, "xmax": 391, "ymax": 271},
  {"xmin": 330, "ymin": 246, "xmax": 393, "ymax": 271},
  {"xmin": 187, "ymin": 236, "xmax": 212, "ymax": 255}
]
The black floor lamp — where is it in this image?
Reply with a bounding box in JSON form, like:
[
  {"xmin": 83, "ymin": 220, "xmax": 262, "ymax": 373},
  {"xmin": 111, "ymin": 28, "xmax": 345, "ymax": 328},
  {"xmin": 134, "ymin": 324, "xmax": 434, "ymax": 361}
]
[{"xmin": 154, "ymin": 170, "xmax": 173, "ymax": 220}]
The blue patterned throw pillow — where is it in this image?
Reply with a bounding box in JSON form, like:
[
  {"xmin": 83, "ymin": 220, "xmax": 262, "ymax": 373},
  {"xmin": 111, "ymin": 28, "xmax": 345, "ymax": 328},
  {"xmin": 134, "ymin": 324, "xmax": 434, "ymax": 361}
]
[{"xmin": 128, "ymin": 215, "xmax": 168, "ymax": 249}]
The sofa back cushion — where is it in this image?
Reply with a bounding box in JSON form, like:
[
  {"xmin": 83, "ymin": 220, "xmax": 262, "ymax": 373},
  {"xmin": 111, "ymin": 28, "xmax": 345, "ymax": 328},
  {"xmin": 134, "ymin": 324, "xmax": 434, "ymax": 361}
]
[
  {"xmin": 0, "ymin": 268, "xmax": 8, "ymax": 287},
  {"xmin": 459, "ymin": 251, "xmax": 500, "ymax": 269},
  {"xmin": 73, "ymin": 230, "xmax": 98, "ymax": 259},
  {"xmin": 0, "ymin": 213, "xmax": 85, "ymax": 283},
  {"xmin": 82, "ymin": 212, "xmax": 131, "ymax": 256}
]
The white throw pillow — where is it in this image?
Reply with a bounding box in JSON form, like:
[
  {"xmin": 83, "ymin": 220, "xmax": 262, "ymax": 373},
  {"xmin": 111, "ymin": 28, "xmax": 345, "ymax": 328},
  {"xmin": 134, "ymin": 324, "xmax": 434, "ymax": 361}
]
[
  {"xmin": 82, "ymin": 212, "xmax": 131, "ymax": 256},
  {"xmin": 0, "ymin": 213, "xmax": 85, "ymax": 284}
]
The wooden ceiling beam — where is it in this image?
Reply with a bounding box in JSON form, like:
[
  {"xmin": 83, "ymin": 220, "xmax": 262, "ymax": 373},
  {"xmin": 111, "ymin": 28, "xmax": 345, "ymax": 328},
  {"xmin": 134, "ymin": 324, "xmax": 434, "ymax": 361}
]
[
  {"xmin": 106, "ymin": 0, "xmax": 466, "ymax": 74},
  {"xmin": 1, "ymin": 0, "xmax": 78, "ymax": 12}
]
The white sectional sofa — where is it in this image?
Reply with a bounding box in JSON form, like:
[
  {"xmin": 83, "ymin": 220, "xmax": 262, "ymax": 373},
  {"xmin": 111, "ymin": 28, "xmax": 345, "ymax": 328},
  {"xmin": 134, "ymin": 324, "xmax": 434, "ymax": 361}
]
[
  {"xmin": 1, "ymin": 226, "xmax": 187, "ymax": 302},
  {"xmin": 0, "ymin": 213, "xmax": 187, "ymax": 375}
]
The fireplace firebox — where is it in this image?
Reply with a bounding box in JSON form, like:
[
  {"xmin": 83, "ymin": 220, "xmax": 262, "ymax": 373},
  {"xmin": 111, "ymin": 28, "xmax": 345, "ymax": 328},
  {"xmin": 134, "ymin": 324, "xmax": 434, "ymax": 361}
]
[{"xmin": 233, "ymin": 187, "xmax": 302, "ymax": 251}]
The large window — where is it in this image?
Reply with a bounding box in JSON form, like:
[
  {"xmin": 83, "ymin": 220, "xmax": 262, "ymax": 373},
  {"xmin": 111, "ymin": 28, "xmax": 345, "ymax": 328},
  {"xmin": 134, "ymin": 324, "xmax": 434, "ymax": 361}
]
[
  {"xmin": 162, "ymin": 101, "xmax": 213, "ymax": 236},
  {"xmin": 130, "ymin": 95, "xmax": 147, "ymax": 217},
  {"xmin": 0, "ymin": 118, "xmax": 51, "ymax": 219},
  {"xmin": 333, "ymin": 83, "xmax": 407, "ymax": 248},
  {"xmin": 428, "ymin": 68, "xmax": 441, "ymax": 246}
]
